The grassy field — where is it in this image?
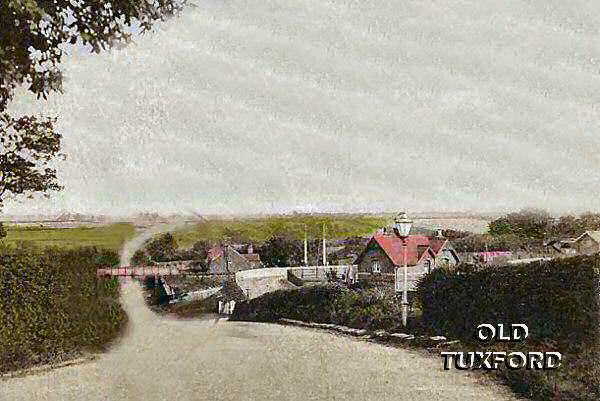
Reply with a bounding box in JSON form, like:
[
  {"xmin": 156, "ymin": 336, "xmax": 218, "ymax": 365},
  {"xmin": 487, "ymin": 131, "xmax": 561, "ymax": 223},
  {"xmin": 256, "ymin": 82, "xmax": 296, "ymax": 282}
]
[
  {"xmin": 172, "ymin": 214, "xmax": 492, "ymax": 248},
  {"xmin": 172, "ymin": 215, "xmax": 391, "ymax": 247},
  {"xmin": 2, "ymin": 223, "xmax": 136, "ymax": 253}
]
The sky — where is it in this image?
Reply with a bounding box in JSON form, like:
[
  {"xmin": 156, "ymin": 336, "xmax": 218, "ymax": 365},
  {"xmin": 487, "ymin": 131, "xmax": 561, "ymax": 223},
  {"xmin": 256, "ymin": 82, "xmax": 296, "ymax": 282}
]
[{"xmin": 5, "ymin": 0, "xmax": 600, "ymax": 217}]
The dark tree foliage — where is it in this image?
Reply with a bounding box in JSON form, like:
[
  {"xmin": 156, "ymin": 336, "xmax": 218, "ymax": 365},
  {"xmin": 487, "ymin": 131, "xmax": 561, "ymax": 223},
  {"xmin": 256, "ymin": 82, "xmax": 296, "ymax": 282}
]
[
  {"xmin": 488, "ymin": 208, "xmax": 553, "ymax": 240},
  {"xmin": 131, "ymin": 249, "xmax": 151, "ymax": 266},
  {"xmin": 441, "ymin": 229, "xmax": 470, "ymax": 240},
  {"xmin": 0, "ymin": 222, "xmax": 6, "ymax": 239},
  {"xmin": 175, "ymin": 240, "xmax": 210, "ymax": 270},
  {"xmin": 256, "ymin": 236, "xmax": 305, "ymax": 267},
  {"xmin": 490, "ymin": 209, "xmax": 600, "ymax": 241},
  {"xmin": 0, "ymin": 0, "xmax": 186, "ymax": 207},
  {"xmin": 1, "ymin": 0, "xmax": 186, "ymax": 107},
  {"xmin": 452, "ymin": 233, "xmax": 533, "ymax": 253},
  {"xmin": 145, "ymin": 232, "xmax": 178, "ymax": 262},
  {"xmin": 0, "ymin": 113, "xmax": 64, "ymax": 208}
]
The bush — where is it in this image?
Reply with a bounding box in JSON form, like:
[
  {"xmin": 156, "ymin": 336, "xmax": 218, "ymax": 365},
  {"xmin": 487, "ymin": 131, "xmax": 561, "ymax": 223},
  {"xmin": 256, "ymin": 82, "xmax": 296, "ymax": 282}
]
[
  {"xmin": 0, "ymin": 244, "xmax": 128, "ymax": 373},
  {"xmin": 231, "ymin": 284, "xmax": 412, "ymax": 332},
  {"xmin": 417, "ymin": 257, "xmax": 599, "ymax": 348},
  {"xmin": 416, "ymin": 256, "xmax": 600, "ymax": 400}
]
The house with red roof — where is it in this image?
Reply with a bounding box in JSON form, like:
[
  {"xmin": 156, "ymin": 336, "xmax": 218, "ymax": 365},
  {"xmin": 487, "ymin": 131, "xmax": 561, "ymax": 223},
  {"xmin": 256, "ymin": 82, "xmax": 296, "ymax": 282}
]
[{"xmin": 354, "ymin": 227, "xmax": 459, "ymax": 291}]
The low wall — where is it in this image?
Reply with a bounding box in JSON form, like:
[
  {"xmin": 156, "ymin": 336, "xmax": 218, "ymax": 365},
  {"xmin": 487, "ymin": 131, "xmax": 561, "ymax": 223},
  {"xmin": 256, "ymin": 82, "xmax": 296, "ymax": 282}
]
[
  {"xmin": 235, "ymin": 266, "xmax": 359, "ymax": 300},
  {"xmin": 235, "ymin": 266, "xmax": 358, "ymax": 283}
]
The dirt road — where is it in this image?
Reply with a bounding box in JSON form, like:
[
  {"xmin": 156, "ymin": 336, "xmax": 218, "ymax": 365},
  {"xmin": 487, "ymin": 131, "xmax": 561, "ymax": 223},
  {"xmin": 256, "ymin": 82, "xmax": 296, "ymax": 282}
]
[{"xmin": 1, "ymin": 225, "xmax": 518, "ymax": 401}]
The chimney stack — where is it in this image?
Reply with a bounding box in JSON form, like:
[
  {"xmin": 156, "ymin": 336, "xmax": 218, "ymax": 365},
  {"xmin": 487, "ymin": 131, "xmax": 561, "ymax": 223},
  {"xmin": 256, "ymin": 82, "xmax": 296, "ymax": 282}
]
[
  {"xmin": 247, "ymin": 244, "xmax": 253, "ymax": 254},
  {"xmin": 436, "ymin": 226, "xmax": 444, "ymax": 237}
]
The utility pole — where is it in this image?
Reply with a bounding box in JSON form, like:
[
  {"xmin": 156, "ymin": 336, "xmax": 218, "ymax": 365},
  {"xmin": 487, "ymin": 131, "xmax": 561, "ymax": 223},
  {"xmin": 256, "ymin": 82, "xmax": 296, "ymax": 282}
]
[
  {"xmin": 304, "ymin": 224, "xmax": 308, "ymax": 266},
  {"xmin": 322, "ymin": 222, "xmax": 327, "ymax": 267}
]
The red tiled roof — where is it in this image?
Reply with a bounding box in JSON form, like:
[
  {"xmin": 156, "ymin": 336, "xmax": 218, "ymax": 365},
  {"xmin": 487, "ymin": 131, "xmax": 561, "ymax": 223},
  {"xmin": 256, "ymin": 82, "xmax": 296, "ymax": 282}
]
[
  {"xmin": 429, "ymin": 238, "xmax": 448, "ymax": 255},
  {"xmin": 371, "ymin": 234, "xmax": 434, "ymax": 266}
]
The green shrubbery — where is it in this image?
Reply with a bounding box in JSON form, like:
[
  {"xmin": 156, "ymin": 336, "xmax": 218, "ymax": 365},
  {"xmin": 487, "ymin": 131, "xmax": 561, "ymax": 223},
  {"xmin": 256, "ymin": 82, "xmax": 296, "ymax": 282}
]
[
  {"xmin": 0, "ymin": 243, "xmax": 127, "ymax": 373},
  {"xmin": 231, "ymin": 284, "xmax": 413, "ymax": 331},
  {"xmin": 416, "ymin": 256, "xmax": 600, "ymax": 401}
]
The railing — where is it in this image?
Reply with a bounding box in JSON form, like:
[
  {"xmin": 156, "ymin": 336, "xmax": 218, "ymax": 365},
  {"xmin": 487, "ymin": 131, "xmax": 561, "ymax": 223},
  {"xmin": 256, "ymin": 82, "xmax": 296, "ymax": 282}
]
[{"xmin": 96, "ymin": 263, "xmax": 193, "ymax": 278}]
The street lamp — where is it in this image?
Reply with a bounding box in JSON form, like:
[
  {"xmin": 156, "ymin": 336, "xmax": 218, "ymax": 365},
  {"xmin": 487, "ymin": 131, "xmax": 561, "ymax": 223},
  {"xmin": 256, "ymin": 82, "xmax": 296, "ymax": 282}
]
[{"xmin": 394, "ymin": 211, "xmax": 413, "ymax": 327}]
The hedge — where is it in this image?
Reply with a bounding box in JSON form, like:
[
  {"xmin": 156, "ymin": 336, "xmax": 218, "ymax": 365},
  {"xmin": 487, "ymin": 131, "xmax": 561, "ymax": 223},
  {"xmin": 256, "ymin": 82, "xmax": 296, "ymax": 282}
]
[
  {"xmin": 416, "ymin": 256, "xmax": 600, "ymax": 349},
  {"xmin": 0, "ymin": 243, "xmax": 127, "ymax": 373},
  {"xmin": 231, "ymin": 284, "xmax": 415, "ymax": 331},
  {"xmin": 416, "ymin": 255, "xmax": 600, "ymax": 400}
]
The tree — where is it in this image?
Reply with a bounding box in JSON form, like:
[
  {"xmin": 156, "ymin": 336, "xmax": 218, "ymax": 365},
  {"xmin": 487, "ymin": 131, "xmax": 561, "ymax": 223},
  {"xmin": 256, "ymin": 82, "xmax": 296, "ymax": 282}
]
[
  {"xmin": 146, "ymin": 232, "xmax": 178, "ymax": 262},
  {"xmin": 0, "ymin": 114, "xmax": 64, "ymax": 209},
  {"xmin": 576, "ymin": 212, "xmax": 600, "ymax": 233},
  {"xmin": 441, "ymin": 229, "xmax": 471, "ymax": 240},
  {"xmin": 131, "ymin": 249, "xmax": 152, "ymax": 266},
  {"xmin": 0, "ymin": 0, "xmax": 186, "ymax": 207},
  {"xmin": 488, "ymin": 208, "xmax": 553, "ymax": 240},
  {"xmin": 178, "ymin": 240, "xmax": 210, "ymax": 271},
  {"xmin": 256, "ymin": 236, "xmax": 304, "ymax": 267},
  {"xmin": 0, "ymin": 222, "xmax": 6, "ymax": 239}
]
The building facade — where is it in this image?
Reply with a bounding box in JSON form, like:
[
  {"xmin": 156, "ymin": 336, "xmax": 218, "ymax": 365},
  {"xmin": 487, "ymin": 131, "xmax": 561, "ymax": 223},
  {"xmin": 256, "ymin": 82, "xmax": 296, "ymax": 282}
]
[
  {"xmin": 354, "ymin": 230, "xmax": 459, "ymax": 291},
  {"xmin": 207, "ymin": 244, "xmax": 263, "ymax": 274},
  {"xmin": 575, "ymin": 231, "xmax": 600, "ymax": 255}
]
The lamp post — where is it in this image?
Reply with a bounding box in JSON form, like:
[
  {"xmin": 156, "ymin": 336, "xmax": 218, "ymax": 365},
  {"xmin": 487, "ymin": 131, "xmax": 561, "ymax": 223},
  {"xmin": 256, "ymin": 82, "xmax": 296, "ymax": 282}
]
[{"xmin": 394, "ymin": 211, "xmax": 413, "ymax": 327}]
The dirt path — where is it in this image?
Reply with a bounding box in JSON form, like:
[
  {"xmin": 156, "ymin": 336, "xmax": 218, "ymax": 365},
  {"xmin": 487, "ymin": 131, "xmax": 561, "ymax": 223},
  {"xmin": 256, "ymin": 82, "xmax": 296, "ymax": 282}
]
[{"xmin": 1, "ymin": 225, "xmax": 519, "ymax": 401}]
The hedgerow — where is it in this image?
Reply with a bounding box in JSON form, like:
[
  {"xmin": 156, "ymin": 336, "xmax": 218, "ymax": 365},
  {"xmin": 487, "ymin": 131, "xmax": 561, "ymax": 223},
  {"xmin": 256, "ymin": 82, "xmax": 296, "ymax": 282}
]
[
  {"xmin": 416, "ymin": 256, "xmax": 600, "ymax": 400},
  {"xmin": 0, "ymin": 243, "xmax": 127, "ymax": 373}
]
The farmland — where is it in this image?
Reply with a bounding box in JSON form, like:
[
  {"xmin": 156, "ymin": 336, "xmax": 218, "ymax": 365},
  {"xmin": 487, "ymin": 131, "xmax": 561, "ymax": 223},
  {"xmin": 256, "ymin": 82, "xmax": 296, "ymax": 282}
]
[
  {"xmin": 2, "ymin": 223, "xmax": 136, "ymax": 253},
  {"xmin": 172, "ymin": 214, "xmax": 491, "ymax": 247},
  {"xmin": 172, "ymin": 214, "xmax": 389, "ymax": 247}
]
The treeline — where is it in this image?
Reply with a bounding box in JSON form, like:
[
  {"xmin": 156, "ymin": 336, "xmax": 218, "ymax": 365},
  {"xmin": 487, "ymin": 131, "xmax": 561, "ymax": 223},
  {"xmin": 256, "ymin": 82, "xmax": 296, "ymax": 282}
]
[
  {"xmin": 133, "ymin": 232, "xmax": 369, "ymax": 269},
  {"xmin": 0, "ymin": 243, "xmax": 127, "ymax": 373},
  {"xmin": 131, "ymin": 233, "xmax": 210, "ymax": 268},
  {"xmin": 488, "ymin": 209, "xmax": 600, "ymax": 239},
  {"xmin": 447, "ymin": 209, "xmax": 600, "ymax": 253}
]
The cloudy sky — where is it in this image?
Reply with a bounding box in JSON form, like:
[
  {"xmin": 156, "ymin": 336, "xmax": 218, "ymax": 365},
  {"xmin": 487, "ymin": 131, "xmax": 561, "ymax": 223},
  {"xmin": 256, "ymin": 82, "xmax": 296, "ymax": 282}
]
[{"xmin": 5, "ymin": 0, "xmax": 600, "ymax": 217}]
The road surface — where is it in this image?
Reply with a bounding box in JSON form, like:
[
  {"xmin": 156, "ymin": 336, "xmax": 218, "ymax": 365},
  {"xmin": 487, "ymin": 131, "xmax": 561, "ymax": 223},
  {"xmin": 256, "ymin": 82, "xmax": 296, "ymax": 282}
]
[{"xmin": 1, "ymin": 225, "xmax": 519, "ymax": 401}]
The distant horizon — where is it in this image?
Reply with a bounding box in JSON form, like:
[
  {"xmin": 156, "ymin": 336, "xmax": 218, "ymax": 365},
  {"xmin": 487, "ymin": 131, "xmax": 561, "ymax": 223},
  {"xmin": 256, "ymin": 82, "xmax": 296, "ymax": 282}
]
[{"xmin": 0, "ymin": 207, "xmax": 592, "ymax": 222}]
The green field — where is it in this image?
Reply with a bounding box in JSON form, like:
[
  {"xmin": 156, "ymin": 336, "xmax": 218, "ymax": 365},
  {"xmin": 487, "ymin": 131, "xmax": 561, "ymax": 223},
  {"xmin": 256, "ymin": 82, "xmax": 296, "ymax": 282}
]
[
  {"xmin": 172, "ymin": 214, "xmax": 396, "ymax": 247},
  {"xmin": 2, "ymin": 223, "xmax": 136, "ymax": 253}
]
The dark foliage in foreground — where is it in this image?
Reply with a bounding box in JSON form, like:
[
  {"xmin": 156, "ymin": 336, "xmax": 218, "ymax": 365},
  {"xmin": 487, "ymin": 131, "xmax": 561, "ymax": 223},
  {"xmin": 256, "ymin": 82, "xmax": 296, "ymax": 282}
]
[
  {"xmin": 0, "ymin": 244, "xmax": 127, "ymax": 373},
  {"xmin": 416, "ymin": 257, "xmax": 600, "ymax": 401},
  {"xmin": 417, "ymin": 257, "xmax": 599, "ymax": 350}
]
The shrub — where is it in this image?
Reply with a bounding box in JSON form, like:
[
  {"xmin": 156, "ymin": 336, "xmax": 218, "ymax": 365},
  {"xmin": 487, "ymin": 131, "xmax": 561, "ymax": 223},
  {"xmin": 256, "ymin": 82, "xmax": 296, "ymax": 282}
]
[
  {"xmin": 416, "ymin": 256, "xmax": 600, "ymax": 400},
  {"xmin": 417, "ymin": 257, "xmax": 600, "ymax": 349},
  {"xmin": 231, "ymin": 284, "xmax": 411, "ymax": 331},
  {"xmin": 0, "ymin": 244, "xmax": 127, "ymax": 373}
]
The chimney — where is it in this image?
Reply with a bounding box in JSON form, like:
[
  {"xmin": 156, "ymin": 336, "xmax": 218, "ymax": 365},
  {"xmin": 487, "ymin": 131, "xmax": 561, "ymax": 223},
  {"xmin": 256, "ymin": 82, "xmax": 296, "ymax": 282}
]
[
  {"xmin": 247, "ymin": 244, "xmax": 253, "ymax": 254},
  {"xmin": 436, "ymin": 226, "xmax": 444, "ymax": 237}
]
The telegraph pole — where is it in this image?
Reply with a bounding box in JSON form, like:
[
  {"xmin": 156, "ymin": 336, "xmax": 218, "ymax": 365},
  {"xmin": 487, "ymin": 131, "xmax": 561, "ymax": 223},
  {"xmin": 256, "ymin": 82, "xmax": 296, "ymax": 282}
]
[
  {"xmin": 304, "ymin": 224, "xmax": 308, "ymax": 266},
  {"xmin": 322, "ymin": 222, "xmax": 327, "ymax": 267}
]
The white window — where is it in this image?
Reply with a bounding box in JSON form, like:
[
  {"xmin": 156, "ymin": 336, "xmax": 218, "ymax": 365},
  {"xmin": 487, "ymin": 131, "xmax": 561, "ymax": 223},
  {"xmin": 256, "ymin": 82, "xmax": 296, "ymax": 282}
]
[{"xmin": 371, "ymin": 261, "xmax": 381, "ymax": 273}]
